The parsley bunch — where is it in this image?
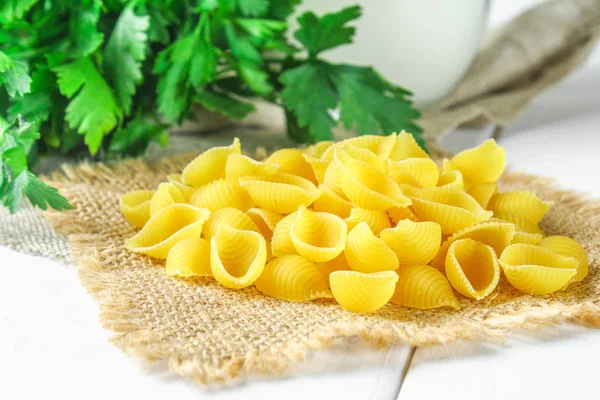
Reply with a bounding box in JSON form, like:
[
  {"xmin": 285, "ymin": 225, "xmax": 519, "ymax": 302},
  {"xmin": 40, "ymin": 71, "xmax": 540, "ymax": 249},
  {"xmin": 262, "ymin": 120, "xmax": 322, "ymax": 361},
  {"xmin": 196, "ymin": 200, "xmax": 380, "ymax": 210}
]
[{"xmin": 0, "ymin": 0, "xmax": 422, "ymax": 214}]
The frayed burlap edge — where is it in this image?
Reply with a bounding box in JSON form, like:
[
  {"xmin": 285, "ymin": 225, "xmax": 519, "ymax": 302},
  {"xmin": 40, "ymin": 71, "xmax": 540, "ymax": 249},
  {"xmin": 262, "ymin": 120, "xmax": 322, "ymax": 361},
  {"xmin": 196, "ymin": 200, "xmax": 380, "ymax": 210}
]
[{"xmin": 41, "ymin": 155, "xmax": 600, "ymax": 385}]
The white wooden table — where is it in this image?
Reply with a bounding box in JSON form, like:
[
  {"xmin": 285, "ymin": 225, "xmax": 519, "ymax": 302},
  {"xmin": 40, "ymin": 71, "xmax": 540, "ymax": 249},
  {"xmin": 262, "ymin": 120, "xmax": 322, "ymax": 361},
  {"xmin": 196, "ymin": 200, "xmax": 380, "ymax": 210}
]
[{"xmin": 2, "ymin": 2, "xmax": 599, "ymax": 399}]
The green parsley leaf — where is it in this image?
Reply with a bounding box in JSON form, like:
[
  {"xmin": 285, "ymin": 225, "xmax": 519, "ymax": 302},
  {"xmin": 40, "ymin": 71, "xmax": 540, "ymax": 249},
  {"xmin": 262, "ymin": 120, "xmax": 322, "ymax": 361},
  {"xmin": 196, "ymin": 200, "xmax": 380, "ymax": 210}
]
[
  {"xmin": 3, "ymin": 170, "xmax": 72, "ymax": 213},
  {"xmin": 109, "ymin": 115, "xmax": 168, "ymax": 156},
  {"xmin": 53, "ymin": 57, "xmax": 123, "ymax": 154},
  {"xmin": 104, "ymin": 4, "xmax": 150, "ymax": 114},
  {"xmin": 294, "ymin": 5, "xmax": 361, "ymax": 58},
  {"xmin": 0, "ymin": 0, "xmax": 38, "ymax": 23},
  {"xmin": 235, "ymin": 0, "xmax": 269, "ymax": 17},
  {"xmin": 0, "ymin": 51, "xmax": 32, "ymax": 97},
  {"xmin": 268, "ymin": 0, "xmax": 301, "ymax": 20},
  {"xmin": 195, "ymin": 88, "xmax": 255, "ymax": 120},
  {"xmin": 279, "ymin": 62, "xmax": 338, "ymax": 143},
  {"xmin": 70, "ymin": 0, "xmax": 104, "ymax": 57}
]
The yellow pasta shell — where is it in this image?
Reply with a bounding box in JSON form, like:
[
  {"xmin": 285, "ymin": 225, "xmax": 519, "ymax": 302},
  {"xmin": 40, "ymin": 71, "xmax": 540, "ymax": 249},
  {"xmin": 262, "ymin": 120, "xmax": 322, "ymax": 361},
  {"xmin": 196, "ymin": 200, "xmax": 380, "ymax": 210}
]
[
  {"xmin": 499, "ymin": 243, "xmax": 578, "ymax": 295},
  {"xmin": 239, "ymin": 173, "xmax": 320, "ymax": 214},
  {"xmin": 467, "ymin": 182, "xmax": 497, "ymax": 208},
  {"xmin": 445, "ymin": 238, "xmax": 500, "ymax": 300},
  {"xmin": 304, "ymin": 140, "xmax": 334, "ymax": 157},
  {"xmin": 165, "ymin": 237, "xmax": 211, "ymax": 277},
  {"xmin": 202, "ymin": 207, "xmax": 260, "ymax": 240},
  {"xmin": 494, "ymin": 211, "xmax": 543, "ymax": 235},
  {"xmin": 387, "ymin": 206, "xmax": 420, "ymax": 225},
  {"xmin": 430, "ymin": 221, "xmax": 516, "ymax": 272},
  {"xmin": 181, "ymin": 137, "xmax": 241, "ymax": 188},
  {"xmin": 166, "ymin": 173, "xmax": 182, "ymax": 183},
  {"xmin": 271, "ymin": 211, "xmax": 299, "ymax": 257},
  {"xmin": 380, "ymin": 220, "xmax": 441, "ymax": 266},
  {"xmin": 246, "ymin": 207, "xmax": 284, "ymax": 261},
  {"xmin": 266, "ymin": 148, "xmax": 317, "ymax": 184},
  {"xmin": 323, "ymin": 145, "xmax": 384, "ymax": 196},
  {"xmin": 255, "ymin": 255, "xmax": 332, "ymax": 301},
  {"xmin": 511, "ymin": 231, "xmax": 544, "ymax": 245},
  {"xmin": 341, "ymin": 133, "xmax": 397, "ymax": 160},
  {"xmin": 345, "ymin": 222, "xmax": 399, "ymax": 273},
  {"xmin": 210, "ymin": 225, "xmax": 267, "ymax": 289},
  {"xmin": 436, "ymin": 170, "xmax": 465, "ymax": 191},
  {"xmin": 391, "ymin": 265, "xmax": 460, "ymax": 310},
  {"xmin": 225, "ymin": 153, "xmax": 279, "ymax": 179},
  {"xmin": 318, "ymin": 252, "xmax": 350, "ymax": 280},
  {"xmin": 388, "ymin": 131, "xmax": 429, "ymax": 161},
  {"xmin": 410, "ymin": 187, "xmax": 493, "ymax": 234},
  {"xmin": 488, "ymin": 191, "xmax": 551, "ymax": 226},
  {"xmin": 385, "ymin": 157, "xmax": 439, "ymax": 188},
  {"xmin": 445, "ymin": 139, "xmax": 506, "ymax": 185},
  {"xmin": 312, "ymin": 184, "xmax": 354, "ymax": 218},
  {"xmin": 336, "ymin": 148, "xmax": 411, "ymax": 210},
  {"xmin": 345, "ymin": 207, "xmax": 391, "ymax": 235},
  {"xmin": 165, "ymin": 174, "xmax": 196, "ymax": 201},
  {"xmin": 120, "ymin": 190, "xmax": 153, "ymax": 228},
  {"xmin": 149, "ymin": 182, "xmax": 185, "ymax": 216},
  {"xmin": 290, "ymin": 206, "xmax": 347, "ymax": 263},
  {"xmin": 190, "ymin": 178, "xmax": 254, "ymax": 211},
  {"xmin": 125, "ymin": 204, "xmax": 211, "ymax": 259},
  {"xmin": 302, "ymin": 154, "xmax": 329, "ymax": 184},
  {"xmin": 538, "ymin": 236, "xmax": 588, "ymax": 284},
  {"xmin": 330, "ymin": 270, "xmax": 398, "ymax": 313}
]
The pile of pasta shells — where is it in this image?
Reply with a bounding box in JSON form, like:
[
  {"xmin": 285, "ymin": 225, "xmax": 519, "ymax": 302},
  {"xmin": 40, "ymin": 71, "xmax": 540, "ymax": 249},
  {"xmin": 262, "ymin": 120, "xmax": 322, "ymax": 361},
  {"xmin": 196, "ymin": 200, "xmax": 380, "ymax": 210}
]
[{"xmin": 121, "ymin": 132, "xmax": 589, "ymax": 313}]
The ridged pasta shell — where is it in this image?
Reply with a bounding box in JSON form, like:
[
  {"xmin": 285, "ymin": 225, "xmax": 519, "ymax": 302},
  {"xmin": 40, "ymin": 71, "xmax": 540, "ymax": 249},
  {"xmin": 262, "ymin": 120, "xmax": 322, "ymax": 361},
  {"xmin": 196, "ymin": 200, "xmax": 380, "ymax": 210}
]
[
  {"xmin": 499, "ymin": 243, "xmax": 578, "ymax": 295},
  {"xmin": 255, "ymin": 255, "xmax": 332, "ymax": 301},
  {"xmin": 445, "ymin": 238, "xmax": 500, "ymax": 300},
  {"xmin": 410, "ymin": 187, "xmax": 493, "ymax": 234},
  {"xmin": 125, "ymin": 204, "xmax": 211, "ymax": 259},
  {"xmin": 165, "ymin": 237, "xmax": 211, "ymax": 277},
  {"xmin": 266, "ymin": 148, "xmax": 317, "ymax": 184},
  {"xmin": 467, "ymin": 182, "xmax": 497, "ymax": 208},
  {"xmin": 312, "ymin": 185, "xmax": 354, "ymax": 218},
  {"xmin": 387, "ymin": 206, "xmax": 420, "ymax": 225},
  {"xmin": 302, "ymin": 154, "xmax": 329, "ymax": 184},
  {"xmin": 165, "ymin": 174, "xmax": 196, "ymax": 201},
  {"xmin": 290, "ymin": 206, "xmax": 347, "ymax": 263},
  {"xmin": 336, "ymin": 148, "xmax": 411, "ymax": 210},
  {"xmin": 190, "ymin": 178, "xmax": 254, "ymax": 211},
  {"xmin": 318, "ymin": 252, "xmax": 350, "ymax": 280},
  {"xmin": 437, "ymin": 170, "xmax": 465, "ymax": 191},
  {"xmin": 430, "ymin": 221, "xmax": 516, "ymax": 272},
  {"xmin": 445, "ymin": 139, "xmax": 506, "ymax": 185},
  {"xmin": 511, "ymin": 231, "xmax": 544, "ymax": 245},
  {"xmin": 342, "ymin": 133, "xmax": 397, "ymax": 160},
  {"xmin": 380, "ymin": 220, "xmax": 442, "ymax": 266},
  {"xmin": 271, "ymin": 211, "xmax": 299, "ymax": 257},
  {"xmin": 330, "ymin": 270, "xmax": 398, "ymax": 313},
  {"xmin": 239, "ymin": 173, "xmax": 320, "ymax": 214},
  {"xmin": 488, "ymin": 191, "xmax": 551, "ymax": 226},
  {"xmin": 246, "ymin": 208, "xmax": 284, "ymax": 261},
  {"xmin": 210, "ymin": 225, "xmax": 267, "ymax": 289},
  {"xmin": 202, "ymin": 207, "xmax": 260, "ymax": 240},
  {"xmin": 225, "ymin": 153, "xmax": 279, "ymax": 179},
  {"xmin": 345, "ymin": 222, "xmax": 399, "ymax": 273},
  {"xmin": 385, "ymin": 158, "xmax": 439, "ymax": 188},
  {"xmin": 388, "ymin": 131, "xmax": 429, "ymax": 161},
  {"xmin": 181, "ymin": 137, "xmax": 241, "ymax": 188},
  {"xmin": 166, "ymin": 173, "xmax": 182, "ymax": 183},
  {"xmin": 494, "ymin": 212, "xmax": 543, "ymax": 235},
  {"xmin": 149, "ymin": 182, "xmax": 185, "ymax": 216},
  {"xmin": 538, "ymin": 236, "xmax": 588, "ymax": 284},
  {"xmin": 345, "ymin": 207, "xmax": 391, "ymax": 235},
  {"xmin": 323, "ymin": 145, "xmax": 384, "ymax": 196},
  {"xmin": 391, "ymin": 265, "xmax": 460, "ymax": 310},
  {"xmin": 120, "ymin": 190, "xmax": 153, "ymax": 228},
  {"xmin": 304, "ymin": 141, "xmax": 334, "ymax": 157}
]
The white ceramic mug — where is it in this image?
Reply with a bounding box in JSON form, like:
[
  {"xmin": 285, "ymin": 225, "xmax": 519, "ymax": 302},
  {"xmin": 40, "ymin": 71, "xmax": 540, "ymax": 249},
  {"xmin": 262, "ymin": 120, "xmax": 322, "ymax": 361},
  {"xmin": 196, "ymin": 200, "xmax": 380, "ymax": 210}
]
[{"xmin": 292, "ymin": 0, "xmax": 490, "ymax": 109}]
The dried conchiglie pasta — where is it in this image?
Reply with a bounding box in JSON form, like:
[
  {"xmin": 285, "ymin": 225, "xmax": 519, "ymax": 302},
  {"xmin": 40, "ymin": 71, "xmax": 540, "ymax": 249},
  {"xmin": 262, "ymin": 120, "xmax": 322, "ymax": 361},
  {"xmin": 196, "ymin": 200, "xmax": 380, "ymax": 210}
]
[
  {"xmin": 210, "ymin": 225, "xmax": 267, "ymax": 289},
  {"xmin": 345, "ymin": 222, "xmax": 399, "ymax": 273},
  {"xmin": 255, "ymin": 255, "xmax": 332, "ymax": 301},
  {"xmin": 387, "ymin": 206, "xmax": 419, "ymax": 225},
  {"xmin": 467, "ymin": 182, "xmax": 496, "ymax": 208},
  {"xmin": 302, "ymin": 154, "xmax": 329, "ymax": 184},
  {"xmin": 385, "ymin": 157, "xmax": 439, "ymax": 188},
  {"xmin": 181, "ymin": 137, "xmax": 241, "ymax": 188},
  {"xmin": 345, "ymin": 207, "xmax": 391, "ymax": 235},
  {"xmin": 166, "ymin": 173, "xmax": 182, "ymax": 183},
  {"xmin": 341, "ymin": 133, "xmax": 397, "ymax": 160},
  {"xmin": 391, "ymin": 265, "xmax": 460, "ymax": 310},
  {"xmin": 202, "ymin": 207, "xmax": 259, "ymax": 240},
  {"xmin": 266, "ymin": 148, "xmax": 317, "ymax": 184},
  {"xmin": 239, "ymin": 173, "xmax": 320, "ymax": 214},
  {"xmin": 166, "ymin": 237, "xmax": 211, "ymax": 277},
  {"xmin": 290, "ymin": 206, "xmax": 347, "ymax": 263},
  {"xmin": 323, "ymin": 145, "xmax": 384, "ymax": 196},
  {"xmin": 380, "ymin": 220, "xmax": 441, "ymax": 266},
  {"xmin": 488, "ymin": 191, "xmax": 551, "ymax": 226},
  {"xmin": 336, "ymin": 148, "xmax": 411, "ymax": 210},
  {"xmin": 445, "ymin": 238, "xmax": 500, "ymax": 300},
  {"xmin": 511, "ymin": 231, "xmax": 544, "ymax": 245},
  {"xmin": 125, "ymin": 204, "xmax": 211, "ymax": 259},
  {"xmin": 271, "ymin": 211, "xmax": 299, "ymax": 257},
  {"xmin": 499, "ymin": 243, "xmax": 578, "ymax": 295},
  {"xmin": 318, "ymin": 252, "xmax": 350, "ymax": 279},
  {"xmin": 165, "ymin": 174, "xmax": 196, "ymax": 200},
  {"xmin": 150, "ymin": 182, "xmax": 185, "ymax": 216},
  {"xmin": 444, "ymin": 139, "xmax": 506, "ymax": 186},
  {"xmin": 495, "ymin": 212, "xmax": 543, "ymax": 235},
  {"xmin": 246, "ymin": 207, "xmax": 284, "ymax": 260},
  {"xmin": 388, "ymin": 131, "xmax": 429, "ymax": 161},
  {"xmin": 430, "ymin": 221, "xmax": 515, "ymax": 272},
  {"xmin": 225, "ymin": 153, "xmax": 279, "ymax": 179},
  {"xmin": 190, "ymin": 178, "xmax": 253, "ymax": 211},
  {"xmin": 304, "ymin": 141, "xmax": 334, "ymax": 157},
  {"xmin": 538, "ymin": 236, "xmax": 588, "ymax": 284},
  {"xmin": 312, "ymin": 185, "xmax": 354, "ymax": 218},
  {"xmin": 410, "ymin": 187, "xmax": 493, "ymax": 234},
  {"xmin": 121, "ymin": 190, "xmax": 153, "ymax": 228},
  {"xmin": 436, "ymin": 170, "xmax": 465, "ymax": 191},
  {"xmin": 330, "ymin": 270, "xmax": 398, "ymax": 313}
]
